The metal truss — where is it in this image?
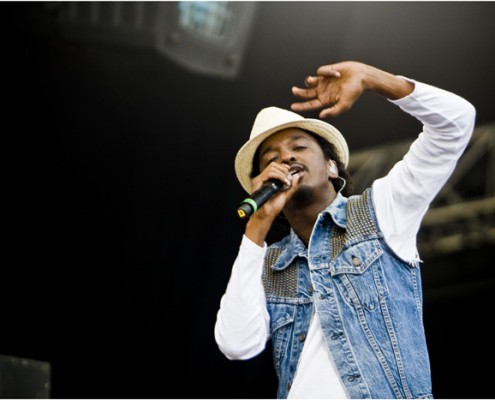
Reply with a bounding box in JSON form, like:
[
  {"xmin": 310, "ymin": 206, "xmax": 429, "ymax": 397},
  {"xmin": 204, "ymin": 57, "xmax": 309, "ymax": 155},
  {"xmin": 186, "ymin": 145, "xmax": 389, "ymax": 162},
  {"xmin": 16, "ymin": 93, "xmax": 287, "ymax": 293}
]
[{"xmin": 347, "ymin": 122, "xmax": 495, "ymax": 257}]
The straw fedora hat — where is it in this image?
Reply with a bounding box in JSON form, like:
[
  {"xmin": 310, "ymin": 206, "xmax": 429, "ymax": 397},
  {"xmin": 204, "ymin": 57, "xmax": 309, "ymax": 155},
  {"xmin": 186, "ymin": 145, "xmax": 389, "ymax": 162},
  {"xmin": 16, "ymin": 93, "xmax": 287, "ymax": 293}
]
[{"xmin": 234, "ymin": 106, "xmax": 349, "ymax": 193}]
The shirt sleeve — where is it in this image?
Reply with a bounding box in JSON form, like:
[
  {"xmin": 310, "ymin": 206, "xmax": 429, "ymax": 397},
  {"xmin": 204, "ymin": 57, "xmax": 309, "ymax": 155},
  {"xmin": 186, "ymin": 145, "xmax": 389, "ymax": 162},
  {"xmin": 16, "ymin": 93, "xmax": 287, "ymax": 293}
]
[
  {"xmin": 214, "ymin": 235, "xmax": 271, "ymax": 360},
  {"xmin": 372, "ymin": 77, "xmax": 476, "ymax": 262}
]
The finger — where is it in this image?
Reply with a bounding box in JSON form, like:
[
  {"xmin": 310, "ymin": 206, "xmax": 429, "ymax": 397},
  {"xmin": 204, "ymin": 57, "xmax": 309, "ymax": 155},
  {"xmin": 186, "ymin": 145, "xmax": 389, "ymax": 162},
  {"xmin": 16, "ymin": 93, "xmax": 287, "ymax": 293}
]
[
  {"xmin": 257, "ymin": 163, "xmax": 292, "ymax": 185},
  {"xmin": 291, "ymin": 98, "xmax": 325, "ymax": 112},
  {"xmin": 291, "ymin": 86, "xmax": 317, "ymax": 99},
  {"xmin": 272, "ymin": 167, "xmax": 293, "ymax": 184},
  {"xmin": 317, "ymin": 65, "xmax": 341, "ymax": 78},
  {"xmin": 266, "ymin": 161, "xmax": 290, "ymax": 175},
  {"xmin": 304, "ymin": 75, "xmax": 318, "ymax": 87},
  {"xmin": 319, "ymin": 99, "xmax": 352, "ymax": 119},
  {"xmin": 319, "ymin": 106, "xmax": 338, "ymax": 119}
]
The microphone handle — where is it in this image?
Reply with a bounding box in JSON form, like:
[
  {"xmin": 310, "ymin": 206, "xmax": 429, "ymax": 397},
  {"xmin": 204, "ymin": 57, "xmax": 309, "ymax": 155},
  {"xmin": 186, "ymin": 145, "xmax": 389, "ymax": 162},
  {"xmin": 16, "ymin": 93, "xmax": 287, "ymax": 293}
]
[{"xmin": 237, "ymin": 179, "xmax": 284, "ymax": 219}]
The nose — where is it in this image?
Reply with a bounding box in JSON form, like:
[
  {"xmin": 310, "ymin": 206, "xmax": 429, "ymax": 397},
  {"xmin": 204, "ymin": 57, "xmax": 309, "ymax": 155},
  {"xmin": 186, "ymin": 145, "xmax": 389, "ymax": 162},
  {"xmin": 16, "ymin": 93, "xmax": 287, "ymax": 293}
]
[{"xmin": 280, "ymin": 149, "xmax": 297, "ymax": 164}]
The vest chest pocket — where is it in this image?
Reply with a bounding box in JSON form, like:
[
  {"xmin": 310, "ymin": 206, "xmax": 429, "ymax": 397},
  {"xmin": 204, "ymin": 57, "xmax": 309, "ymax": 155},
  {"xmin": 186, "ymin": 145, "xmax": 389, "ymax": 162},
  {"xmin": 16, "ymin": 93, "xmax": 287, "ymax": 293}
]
[{"xmin": 328, "ymin": 239, "xmax": 387, "ymax": 311}]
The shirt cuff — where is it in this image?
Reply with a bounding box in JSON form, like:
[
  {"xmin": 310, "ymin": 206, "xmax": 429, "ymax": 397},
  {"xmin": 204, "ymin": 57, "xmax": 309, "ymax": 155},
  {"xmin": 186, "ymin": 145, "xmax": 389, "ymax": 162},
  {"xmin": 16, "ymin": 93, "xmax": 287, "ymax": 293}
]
[
  {"xmin": 240, "ymin": 234, "xmax": 267, "ymax": 257},
  {"xmin": 387, "ymin": 75, "xmax": 418, "ymax": 106}
]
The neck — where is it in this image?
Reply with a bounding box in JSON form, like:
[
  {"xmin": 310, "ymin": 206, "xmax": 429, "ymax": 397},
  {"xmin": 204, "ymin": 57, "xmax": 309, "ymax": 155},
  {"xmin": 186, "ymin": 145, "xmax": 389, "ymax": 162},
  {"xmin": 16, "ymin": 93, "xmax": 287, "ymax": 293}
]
[{"xmin": 283, "ymin": 187, "xmax": 337, "ymax": 246}]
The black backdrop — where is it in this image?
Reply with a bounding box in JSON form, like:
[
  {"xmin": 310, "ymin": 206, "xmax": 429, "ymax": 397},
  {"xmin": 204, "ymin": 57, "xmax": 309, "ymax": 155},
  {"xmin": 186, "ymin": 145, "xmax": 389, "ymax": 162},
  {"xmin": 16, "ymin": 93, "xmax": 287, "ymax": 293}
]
[{"xmin": 3, "ymin": 2, "xmax": 495, "ymax": 398}]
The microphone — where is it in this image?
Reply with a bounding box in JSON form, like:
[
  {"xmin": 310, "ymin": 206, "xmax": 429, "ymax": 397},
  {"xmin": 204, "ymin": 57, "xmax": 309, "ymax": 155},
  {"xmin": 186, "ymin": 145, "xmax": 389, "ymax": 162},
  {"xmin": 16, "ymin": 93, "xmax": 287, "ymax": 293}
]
[{"xmin": 237, "ymin": 179, "xmax": 284, "ymax": 219}]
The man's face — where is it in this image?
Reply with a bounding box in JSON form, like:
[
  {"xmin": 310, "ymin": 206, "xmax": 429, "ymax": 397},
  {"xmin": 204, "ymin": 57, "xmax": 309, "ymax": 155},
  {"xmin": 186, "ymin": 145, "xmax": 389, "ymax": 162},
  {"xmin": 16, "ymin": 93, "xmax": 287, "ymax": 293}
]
[{"xmin": 257, "ymin": 128, "xmax": 332, "ymax": 201}]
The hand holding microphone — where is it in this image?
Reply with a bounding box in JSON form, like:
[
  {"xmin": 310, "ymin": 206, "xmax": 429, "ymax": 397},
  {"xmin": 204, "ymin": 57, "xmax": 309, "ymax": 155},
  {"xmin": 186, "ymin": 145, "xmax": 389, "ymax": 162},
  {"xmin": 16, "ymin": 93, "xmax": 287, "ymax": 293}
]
[{"xmin": 237, "ymin": 166, "xmax": 302, "ymax": 219}]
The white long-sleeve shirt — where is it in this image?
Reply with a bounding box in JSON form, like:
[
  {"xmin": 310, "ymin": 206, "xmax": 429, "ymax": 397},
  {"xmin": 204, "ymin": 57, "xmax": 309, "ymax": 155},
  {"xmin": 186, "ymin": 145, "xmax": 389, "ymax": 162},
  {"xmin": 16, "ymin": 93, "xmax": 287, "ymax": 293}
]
[{"xmin": 215, "ymin": 78, "xmax": 476, "ymax": 399}]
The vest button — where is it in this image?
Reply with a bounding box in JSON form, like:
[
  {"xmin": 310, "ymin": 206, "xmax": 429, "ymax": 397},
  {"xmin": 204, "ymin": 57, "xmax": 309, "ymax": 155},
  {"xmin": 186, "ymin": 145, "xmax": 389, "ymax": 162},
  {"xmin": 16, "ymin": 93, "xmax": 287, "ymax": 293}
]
[
  {"xmin": 352, "ymin": 257, "xmax": 361, "ymax": 266},
  {"xmin": 299, "ymin": 333, "xmax": 306, "ymax": 342}
]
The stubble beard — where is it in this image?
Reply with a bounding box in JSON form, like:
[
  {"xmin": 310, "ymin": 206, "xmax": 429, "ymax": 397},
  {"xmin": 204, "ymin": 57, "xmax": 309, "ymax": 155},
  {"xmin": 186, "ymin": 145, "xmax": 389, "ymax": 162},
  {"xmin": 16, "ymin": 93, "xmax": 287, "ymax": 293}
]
[{"xmin": 290, "ymin": 185, "xmax": 315, "ymax": 207}]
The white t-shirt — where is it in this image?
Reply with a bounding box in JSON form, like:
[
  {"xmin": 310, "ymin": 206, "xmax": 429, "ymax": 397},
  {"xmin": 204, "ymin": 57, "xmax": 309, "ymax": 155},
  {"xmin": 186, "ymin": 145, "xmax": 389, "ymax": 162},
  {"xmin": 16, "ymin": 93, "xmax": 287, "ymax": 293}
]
[{"xmin": 214, "ymin": 78, "xmax": 476, "ymax": 398}]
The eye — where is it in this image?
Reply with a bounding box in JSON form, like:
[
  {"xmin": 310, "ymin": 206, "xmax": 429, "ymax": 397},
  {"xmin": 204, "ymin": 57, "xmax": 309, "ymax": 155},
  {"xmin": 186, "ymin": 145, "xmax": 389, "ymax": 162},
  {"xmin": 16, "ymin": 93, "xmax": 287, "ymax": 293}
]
[{"xmin": 294, "ymin": 145, "xmax": 307, "ymax": 151}]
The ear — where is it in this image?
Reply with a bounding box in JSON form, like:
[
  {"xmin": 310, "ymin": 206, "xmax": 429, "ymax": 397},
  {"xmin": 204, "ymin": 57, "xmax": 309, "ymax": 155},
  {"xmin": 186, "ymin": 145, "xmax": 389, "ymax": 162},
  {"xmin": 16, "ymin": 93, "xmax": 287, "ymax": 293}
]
[{"xmin": 328, "ymin": 160, "xmax": 338, "ymax": 177}]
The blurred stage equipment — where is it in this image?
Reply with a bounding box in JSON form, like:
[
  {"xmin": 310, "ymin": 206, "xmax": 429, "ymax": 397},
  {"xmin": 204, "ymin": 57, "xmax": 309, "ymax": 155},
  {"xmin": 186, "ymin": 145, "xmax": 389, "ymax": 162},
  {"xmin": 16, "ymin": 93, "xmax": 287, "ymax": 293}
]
[{"xmin": 55, "ymin": 1, "xmax": 257, "ymax": 79}]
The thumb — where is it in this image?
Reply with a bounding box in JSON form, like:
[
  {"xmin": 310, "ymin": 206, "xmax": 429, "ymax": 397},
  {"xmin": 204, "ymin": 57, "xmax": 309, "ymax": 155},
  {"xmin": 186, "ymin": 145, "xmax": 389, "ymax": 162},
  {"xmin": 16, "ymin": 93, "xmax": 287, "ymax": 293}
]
[
  {"xmin": 319, "ymin": 100, "xmax": 353, "ymax": 119},
  {"xmin": 319, "ymin": 105, "xmax": 341, "ymax": 119}
]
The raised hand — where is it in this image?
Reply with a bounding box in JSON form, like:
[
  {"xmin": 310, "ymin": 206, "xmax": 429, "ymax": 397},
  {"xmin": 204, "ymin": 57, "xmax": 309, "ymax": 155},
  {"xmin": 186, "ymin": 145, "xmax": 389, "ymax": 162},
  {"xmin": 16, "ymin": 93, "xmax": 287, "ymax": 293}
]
[
  {"xmin": 291, "ymin": 61, "xmax": 368, "ymax": 119},
  {"xmin": 291, "ymin": 61, "xmax": 414, "ymax": 119}
]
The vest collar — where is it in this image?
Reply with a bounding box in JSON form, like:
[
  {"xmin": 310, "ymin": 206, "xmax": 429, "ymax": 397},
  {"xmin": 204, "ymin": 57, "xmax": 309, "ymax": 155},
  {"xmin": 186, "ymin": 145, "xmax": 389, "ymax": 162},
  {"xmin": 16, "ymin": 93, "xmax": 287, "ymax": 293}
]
[{"xmin": 271, "ymin": 193, "xmax": 348, "ymax": 271}]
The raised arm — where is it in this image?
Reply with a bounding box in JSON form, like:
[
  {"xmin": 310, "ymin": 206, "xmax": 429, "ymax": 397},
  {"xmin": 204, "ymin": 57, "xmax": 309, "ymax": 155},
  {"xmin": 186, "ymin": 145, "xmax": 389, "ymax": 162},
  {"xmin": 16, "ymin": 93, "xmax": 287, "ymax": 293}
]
[{"xmin": 292, "ymin": 60, "xmax": 476, "ymax": 262}]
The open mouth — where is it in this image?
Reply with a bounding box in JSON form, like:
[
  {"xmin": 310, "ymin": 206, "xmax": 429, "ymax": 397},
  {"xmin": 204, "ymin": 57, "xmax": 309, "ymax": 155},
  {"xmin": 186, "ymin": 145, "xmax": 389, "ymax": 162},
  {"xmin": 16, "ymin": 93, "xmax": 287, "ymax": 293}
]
[{"xmin": 289, "ymin": 164, "xmax": 305, "ymax": 175}]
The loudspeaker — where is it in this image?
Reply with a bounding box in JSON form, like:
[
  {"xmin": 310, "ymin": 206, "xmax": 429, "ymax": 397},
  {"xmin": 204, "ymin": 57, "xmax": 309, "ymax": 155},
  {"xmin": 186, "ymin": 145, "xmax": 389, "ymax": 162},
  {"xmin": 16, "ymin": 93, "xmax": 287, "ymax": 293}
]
[{"xmin": 0, "ymin": 354, "xmax": 50, "ymax": 398}]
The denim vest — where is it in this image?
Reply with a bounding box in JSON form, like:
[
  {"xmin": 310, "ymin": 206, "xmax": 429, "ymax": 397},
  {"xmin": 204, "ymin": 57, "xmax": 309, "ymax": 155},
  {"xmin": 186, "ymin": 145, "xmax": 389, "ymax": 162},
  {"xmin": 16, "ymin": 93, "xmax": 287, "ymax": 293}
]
[{"xmin": 262, "ymin": 189, "xmax": 432, "ymax": 399}]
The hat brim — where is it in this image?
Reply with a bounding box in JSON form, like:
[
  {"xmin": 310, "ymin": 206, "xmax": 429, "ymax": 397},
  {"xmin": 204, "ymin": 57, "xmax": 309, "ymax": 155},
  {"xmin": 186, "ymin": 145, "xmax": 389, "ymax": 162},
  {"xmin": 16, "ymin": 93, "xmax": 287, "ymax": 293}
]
[{"xmin": 235, "ymin": 118, "xmax": 349, "ymax": 194}]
